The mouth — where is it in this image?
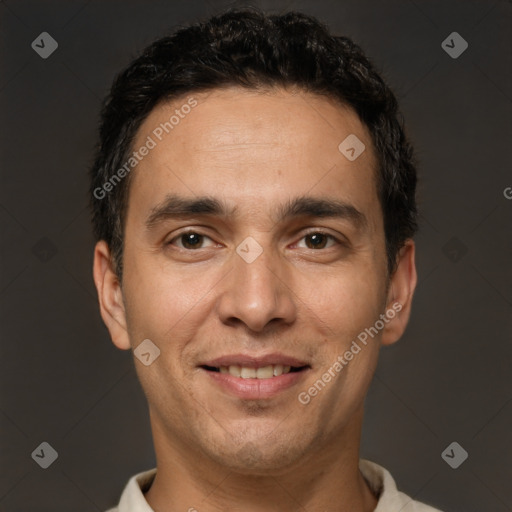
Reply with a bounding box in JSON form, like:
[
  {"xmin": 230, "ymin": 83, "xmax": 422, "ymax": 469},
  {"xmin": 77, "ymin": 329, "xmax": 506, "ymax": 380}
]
[
  {"xmin": 198, "ymin": 355, "xmax": 311, "ymax": 399},
  {"xmin": 200, "ymin": 364, "xmax": 309, "ymax": 379}
]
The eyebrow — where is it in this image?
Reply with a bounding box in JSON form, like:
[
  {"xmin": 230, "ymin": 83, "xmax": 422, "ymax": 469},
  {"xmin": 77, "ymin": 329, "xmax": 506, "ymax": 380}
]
[{"xmin": 144, "ymin": 193, "xmax": 367, "ymax": 231}]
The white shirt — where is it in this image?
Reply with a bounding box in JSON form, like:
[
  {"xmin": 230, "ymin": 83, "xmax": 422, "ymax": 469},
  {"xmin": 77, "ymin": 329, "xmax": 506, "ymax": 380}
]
[{"xmin": 105, "ymin": 459, "xmax": 443, "ymax": 511}]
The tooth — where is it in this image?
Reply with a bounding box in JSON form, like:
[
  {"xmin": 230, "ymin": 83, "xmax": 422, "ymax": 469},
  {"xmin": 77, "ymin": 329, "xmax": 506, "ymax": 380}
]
[
  {"xmin": 222, "ymin": 364, "xmax": 298, "ymax": 379},
  {"xmin": 240, "ymin": 367, "xmax": 256, "ymax": 379},
  {"xmin": 273, "ymin": 364, "xmax": 284, "ymax": 376},
  {"xmin": 228, "ymin": 365, "xmax": 241, "ymax": 377},
  {"xmin": 256, "ymin": 366, "xmax": 274, "ymax": 379}
]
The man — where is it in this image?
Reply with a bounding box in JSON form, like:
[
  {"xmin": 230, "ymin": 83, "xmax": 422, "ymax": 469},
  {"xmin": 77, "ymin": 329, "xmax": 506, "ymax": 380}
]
[{"xmin": 90, "ymin": 9, "xmax": 442, "ymax": 512}]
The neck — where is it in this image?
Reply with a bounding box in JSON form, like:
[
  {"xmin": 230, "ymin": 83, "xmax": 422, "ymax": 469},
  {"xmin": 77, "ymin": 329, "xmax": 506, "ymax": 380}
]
[{"xmin": 144, "ymin": 405, "xmax": 378, "ymax": 512}]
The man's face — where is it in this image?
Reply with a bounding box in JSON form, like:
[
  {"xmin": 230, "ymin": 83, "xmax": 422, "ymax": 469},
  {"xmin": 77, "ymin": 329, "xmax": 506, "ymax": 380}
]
[{"xmin": 96, "ymin": 87, "xmax": 413, "ymax": 474}]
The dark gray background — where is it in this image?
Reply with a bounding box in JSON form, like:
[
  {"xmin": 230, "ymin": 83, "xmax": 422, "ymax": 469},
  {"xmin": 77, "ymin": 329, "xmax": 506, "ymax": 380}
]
[{"xmin": 1, "ymin": 0, "xmax": 511, "ymax": 511}]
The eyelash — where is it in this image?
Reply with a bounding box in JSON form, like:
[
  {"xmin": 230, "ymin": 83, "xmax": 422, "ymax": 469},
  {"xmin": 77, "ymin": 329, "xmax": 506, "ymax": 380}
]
[{"xmin": 167, "ymin": 229, "xmax": 343, "ymax": 251}]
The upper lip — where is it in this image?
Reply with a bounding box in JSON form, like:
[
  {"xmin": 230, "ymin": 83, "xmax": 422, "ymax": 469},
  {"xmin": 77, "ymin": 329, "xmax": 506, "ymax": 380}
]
[{"xmin": 200, "ymin": 353, "xmax": 310, "ymax": 368}]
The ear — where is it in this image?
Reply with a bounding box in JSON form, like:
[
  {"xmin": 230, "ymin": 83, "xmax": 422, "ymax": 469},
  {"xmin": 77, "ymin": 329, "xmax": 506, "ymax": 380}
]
[
  {"xmin": 92, "ymin": 240, "xmax": 131, "ymax": 350},
  {"xmin": 381, "ymin": 240, "xmax": 417, "ymax": 347}
]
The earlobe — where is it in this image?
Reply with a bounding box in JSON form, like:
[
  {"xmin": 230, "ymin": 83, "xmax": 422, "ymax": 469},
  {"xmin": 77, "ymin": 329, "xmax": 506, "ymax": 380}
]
[
  {"xmin": 92, "ymin": 241, "xmax": 131, "ymax": 350},
  {"xmin": 381, "ymin": 240, "xmax": 417, "ymax": 347}
]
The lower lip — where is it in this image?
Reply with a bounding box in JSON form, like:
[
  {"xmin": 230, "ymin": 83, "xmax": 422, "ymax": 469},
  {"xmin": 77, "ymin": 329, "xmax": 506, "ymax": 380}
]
[{"xmin": 202, "ymin": 368, "xmax": 309, "ymax": 399}]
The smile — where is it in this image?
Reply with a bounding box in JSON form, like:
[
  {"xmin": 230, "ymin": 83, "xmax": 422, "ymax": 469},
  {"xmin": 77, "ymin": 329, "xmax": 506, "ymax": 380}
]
[
  {"xmin": 200, "ymin": 363, "xmax": 310, "ymax": 399},
  {"xmin": 202, "ymin": 363, "xmax": 308, "ymax": 379}
]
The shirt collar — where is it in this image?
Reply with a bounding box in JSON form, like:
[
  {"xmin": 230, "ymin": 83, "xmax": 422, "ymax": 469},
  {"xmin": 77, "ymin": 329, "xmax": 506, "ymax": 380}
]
[
  {"xmin": 116, "ymin": 467, "xmax": 156, "ymax": 512},
  {"xmin": 114, "ymin": 459, "xmax": 437, "ymax": 512}
]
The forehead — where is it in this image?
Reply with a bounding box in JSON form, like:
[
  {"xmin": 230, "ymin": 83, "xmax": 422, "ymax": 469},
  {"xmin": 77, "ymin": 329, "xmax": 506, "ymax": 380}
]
[
  {"xmin": 128, "ymin": 86, "xmax": 380, "ymax": 228},
  {"xmin": 137, "ymin": 87, "xmax": 372, "ymax": 160}
]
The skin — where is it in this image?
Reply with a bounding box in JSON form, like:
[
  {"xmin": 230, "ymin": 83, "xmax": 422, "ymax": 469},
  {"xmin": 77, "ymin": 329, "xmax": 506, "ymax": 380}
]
[{"xmin": 93, "ymin": 86, "xmax": 417, "ymax": 512}]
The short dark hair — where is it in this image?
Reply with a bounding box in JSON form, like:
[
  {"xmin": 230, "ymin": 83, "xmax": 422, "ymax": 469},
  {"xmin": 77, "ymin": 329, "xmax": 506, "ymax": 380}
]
[{"xmin": 89, "ymin": 8, "xmax": 418, "ymax": 280}]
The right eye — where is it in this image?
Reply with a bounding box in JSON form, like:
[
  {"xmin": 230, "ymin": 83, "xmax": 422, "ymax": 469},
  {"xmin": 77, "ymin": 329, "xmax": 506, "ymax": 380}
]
[{"xmin": 168, "ymin": 231, "xmax": 216, "ymax": 250}]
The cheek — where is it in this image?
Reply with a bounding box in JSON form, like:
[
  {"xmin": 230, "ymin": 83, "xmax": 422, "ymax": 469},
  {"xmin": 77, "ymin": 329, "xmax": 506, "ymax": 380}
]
[
  {"xmin": 122, "ymin": 247, "xmax": 222, "ymax": 355},
  {"xmin": 301, "ymin": 263, "xmax": 386, "ymax": 340}
]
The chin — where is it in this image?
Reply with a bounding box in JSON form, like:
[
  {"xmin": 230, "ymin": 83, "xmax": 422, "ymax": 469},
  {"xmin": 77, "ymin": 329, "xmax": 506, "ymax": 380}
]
[
  {"xmin": 204, "ymin": 423, "xmax": 311, "ymax": 474},
  {"xmin": 219, "ymin": 444, "xmax": 302, "ymax": 474}
]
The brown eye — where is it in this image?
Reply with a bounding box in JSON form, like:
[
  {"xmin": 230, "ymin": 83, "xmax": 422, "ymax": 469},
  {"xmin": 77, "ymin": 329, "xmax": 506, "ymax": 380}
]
[
  {"xmin": 169, "ymin": 232, "xmax": 214, "ymax": 250},
  {"xmin": 299, "ymin": 232, "xmax": 336, "ymax": 250},
  {"xmin": 181, "ymin": 233, "xmax": 203, "ymax": 249}
]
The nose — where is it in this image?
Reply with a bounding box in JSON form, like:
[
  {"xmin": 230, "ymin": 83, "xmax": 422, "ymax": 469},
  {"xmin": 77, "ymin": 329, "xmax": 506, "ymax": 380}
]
[{"xmin": 216, "ymin": 244, "xmax": 297, "ymax": 333}]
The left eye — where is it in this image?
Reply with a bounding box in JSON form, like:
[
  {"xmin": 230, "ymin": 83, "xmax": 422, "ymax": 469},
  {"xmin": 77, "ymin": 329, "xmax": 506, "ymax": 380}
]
[
  {"xmin": 170, "ymin": 232, "xmax": 215, "ymax": 250},
  {"xmin": 296, "ymin": 232, "xmax": 337, "ymax": 250}
]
